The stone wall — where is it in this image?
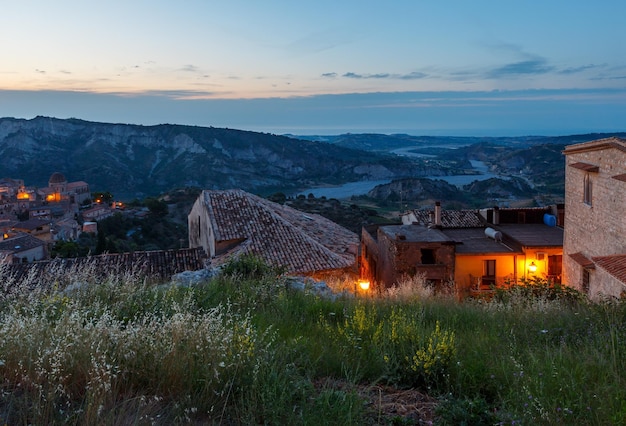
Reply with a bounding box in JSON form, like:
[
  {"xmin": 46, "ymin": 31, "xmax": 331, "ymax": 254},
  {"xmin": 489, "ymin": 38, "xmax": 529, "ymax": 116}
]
[{"xmin": 563, "ymin": 141, "xmax": 626, "ymax": 298}]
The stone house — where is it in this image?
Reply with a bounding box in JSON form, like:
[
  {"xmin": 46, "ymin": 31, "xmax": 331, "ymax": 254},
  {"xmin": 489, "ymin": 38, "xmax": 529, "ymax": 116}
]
[
  {"xmin": 0, "ymin": 233, "xmax": 47, "ymax": 263},
  {"xmin": 562, "ymin": 137, "xmax": 626, "ymax": 299},
  {"xmin": 82, "ymin": 204, "xmax": 114, "ymax": 222},
  {"xmin": 188, "ymin": 189, "xmax": 359, "ymax": 276},
  {"xmin": 10, "ymin": 218, "xmax": 53, "ymax": 242},
  {"xmin": 360, "ymin": 203, "xmax": 563, "ymax": 298}
]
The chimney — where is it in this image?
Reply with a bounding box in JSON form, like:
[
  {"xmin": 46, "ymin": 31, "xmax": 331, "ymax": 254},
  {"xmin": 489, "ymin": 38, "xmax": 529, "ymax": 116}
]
[
  {"xmin": 493, "ymin": 206, "xmax": 500, "ymax": 225},
  {"xmin": 434, "ymin": 201, "xmax": 442, "ymax": 227}
]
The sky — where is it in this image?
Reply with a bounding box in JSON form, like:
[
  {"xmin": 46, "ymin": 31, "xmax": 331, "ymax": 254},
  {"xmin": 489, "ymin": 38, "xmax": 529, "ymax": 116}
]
[{"xmin": 2, "ymin": 1, "xmax": 626, "ymax": 136}]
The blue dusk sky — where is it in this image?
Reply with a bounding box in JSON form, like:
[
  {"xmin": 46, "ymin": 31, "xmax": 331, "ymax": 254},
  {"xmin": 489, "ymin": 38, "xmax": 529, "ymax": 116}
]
[{"xmin": 1, "ymin": 1, "xmax": 626, "ymax": 136}]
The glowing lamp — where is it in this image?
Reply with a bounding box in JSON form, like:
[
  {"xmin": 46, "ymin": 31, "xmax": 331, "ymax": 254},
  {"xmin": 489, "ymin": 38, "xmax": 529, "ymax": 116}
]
[
  {"xmin": 358, "ymin": 279, "xmax": 370, "ymax": 291},
  {"xmin": 528, "ymin": 262, "xmax": 537, "ymax": 273}
]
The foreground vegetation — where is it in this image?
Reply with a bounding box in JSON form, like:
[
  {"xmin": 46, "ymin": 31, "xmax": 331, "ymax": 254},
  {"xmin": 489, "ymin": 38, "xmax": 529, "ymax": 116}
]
[{"xmin": 0, "ymin": 259, "xmax": 624, "ymax": 425}]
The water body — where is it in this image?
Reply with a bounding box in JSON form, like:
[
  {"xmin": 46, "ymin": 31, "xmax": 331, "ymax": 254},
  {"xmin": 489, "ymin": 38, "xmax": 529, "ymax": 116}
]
[{"xmin": 298, "ymin": 160, "xmax": 502, "ymax": 199}]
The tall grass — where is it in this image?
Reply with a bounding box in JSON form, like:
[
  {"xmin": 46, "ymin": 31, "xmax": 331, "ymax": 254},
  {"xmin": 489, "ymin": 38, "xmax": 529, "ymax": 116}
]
[{"xmin": 0, "ymin": 256, "xmax": 624, "ymax": 424}]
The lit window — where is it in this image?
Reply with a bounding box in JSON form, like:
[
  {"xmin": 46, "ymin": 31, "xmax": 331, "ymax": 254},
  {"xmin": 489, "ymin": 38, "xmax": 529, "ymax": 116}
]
[
  {"xmin": 483, "ymin": 259, "xmax": 496, "ymax": 286},
  {"xmin": 583, "ymin": 173, "xmax": 592, "ymax": 205}
]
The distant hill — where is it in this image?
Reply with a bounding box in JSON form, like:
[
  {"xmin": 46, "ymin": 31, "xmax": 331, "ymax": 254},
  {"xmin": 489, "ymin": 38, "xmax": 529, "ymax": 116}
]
[
  {"xmin": 0, "ymin": 117, "xmax": 431, "ymax": 199},
  {"xmin": 292, "ymin": 132, "xmax": 626, "ymax": 152}
]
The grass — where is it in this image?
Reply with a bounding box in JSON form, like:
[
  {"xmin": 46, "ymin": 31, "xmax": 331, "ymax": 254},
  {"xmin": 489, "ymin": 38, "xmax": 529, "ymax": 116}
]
[{"xmin": 0, "ymin": 256, "xmax": 624, "ymax": 424}]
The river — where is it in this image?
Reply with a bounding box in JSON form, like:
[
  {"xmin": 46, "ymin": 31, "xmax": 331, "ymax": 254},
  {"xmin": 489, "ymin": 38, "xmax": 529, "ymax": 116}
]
[{"xmin": 298, "ymin": 160, "xmax": 502, "ymax": 199}]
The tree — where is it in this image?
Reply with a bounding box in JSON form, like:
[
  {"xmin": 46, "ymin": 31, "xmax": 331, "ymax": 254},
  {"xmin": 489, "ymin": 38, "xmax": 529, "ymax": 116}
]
[
  {"xmin": 144, "ymin": 197, "xmax": 168, "ymax": 218},
  {"xmin": 92, "ymin": 191, "xmax": 113, "ymax": 205}
]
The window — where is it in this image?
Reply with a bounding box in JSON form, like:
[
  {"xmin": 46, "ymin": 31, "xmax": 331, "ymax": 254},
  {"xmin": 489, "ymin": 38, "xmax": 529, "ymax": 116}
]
[
  {"xmin": 582, "ymin": 268, "xmax": 590, "ymax": 294},
  {"xmin": 483, "ymin": 259, "xmax": 496, "ymax": 286},
  {"xmin": 583, "ymin": 173, "xmax": 592, "ymax": 205},
  {"xmin": 421, "ymin": 248, "xmax": 436, "ymax": 264}
]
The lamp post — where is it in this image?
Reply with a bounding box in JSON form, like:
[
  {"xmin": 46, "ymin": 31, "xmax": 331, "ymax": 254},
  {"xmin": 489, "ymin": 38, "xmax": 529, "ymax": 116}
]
[{"xmin": 356, "ymin": 279, "xmax": 371, "ymax": 296}]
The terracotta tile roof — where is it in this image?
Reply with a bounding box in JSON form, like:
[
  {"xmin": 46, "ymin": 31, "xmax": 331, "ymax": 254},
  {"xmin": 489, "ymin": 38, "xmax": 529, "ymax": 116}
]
[
  {"xmin": 3, "ymin": 248, "xmax": 208, "ymax": 290},
  {"xmin": 569, "ymin": 252, "xmax": 596, "ymax": 269},
  {"xmin": 379, "ymin": 224, "xmax": 453, "ymax": 243},
  {"xmin": 563, "ymin": 137, "xmax": 626, "ymax": 155},
  {"xmin": 202, "ymin": 189, "xmax": 358, "ymax": 274},
  {"xmin": 592, "ymin": 255, "xmax": 626, "ymax": 285},
  {"xmin": 568, "ymin": 162, "xmax": 599, "ymax": 172},
  {"xmin": 409, "ymin": 209, "xmax": 484, "ymax": 228}
]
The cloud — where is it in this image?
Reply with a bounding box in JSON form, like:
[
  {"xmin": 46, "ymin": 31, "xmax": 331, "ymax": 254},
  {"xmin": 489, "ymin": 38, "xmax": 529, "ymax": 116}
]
[
  {"xmin": 342, "ymin": 72, "xmax": 426, "ymax": 80},
  {"xmin": 558, "ymin": 64, "xmax": 599, "ymax": 74},
  {"xmin": 35, "ymin": 69, "xmax": 46, "ymax": 74},
  {"xmin": 180, "ymin": 64, "xmax": 200, "ymax": 73},
  {"xmin": 398, "ymin": 71, "xmax": 427, "ymax": 80},
  {"xmin": 487, "ymin": 58, "xmax": 553, "ymax": 78},
  {"xmin": 321, "ymin": 72, "xmax": 337, "ymax": 78},
  {"xmin": 343, "ymin": 72, "xmax": 390, "ymax": 79}
]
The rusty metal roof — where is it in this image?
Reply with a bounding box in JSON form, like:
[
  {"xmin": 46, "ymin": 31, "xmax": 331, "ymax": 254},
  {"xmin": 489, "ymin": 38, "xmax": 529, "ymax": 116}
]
[{"xmin": 201, "ymin": 189, "xmax": 358, "ymax": 274}]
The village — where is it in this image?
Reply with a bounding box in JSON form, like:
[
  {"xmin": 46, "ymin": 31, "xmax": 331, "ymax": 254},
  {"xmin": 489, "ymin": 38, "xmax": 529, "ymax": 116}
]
[{"xmin": 2, "ymin": 137, "xmax": 625, "ymax": 302}]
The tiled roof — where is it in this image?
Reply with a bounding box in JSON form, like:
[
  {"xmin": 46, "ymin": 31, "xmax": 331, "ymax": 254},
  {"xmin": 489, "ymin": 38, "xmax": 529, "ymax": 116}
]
[
  {"xmin": 409, "ymin": 209, "xmax": 484, "ymax": 228},
  {"xmin": 379, "ymin": 224, "xmax": 453, "ymax": 243},
  {"xmin": 3, "ymin": 248, "xmax": 208, "ymax": 291},
  {"xmin": 592, "ymin": 255, "xmax": 626, "ymax": 285},
  {"xmin": 202, "ymin": 189, "xmax": 358, "ymax": 274},
  {"xmin": 66, "ymin": 181, "xmax": 89, "ymax": 189},
  {"xmin": 569, "ymin": 252, "xmax": 595, "ymax": 269},
  {"xmin": 0, "ymin": 233, "xmax": 45, "ymax": 253},
  {"xmin": 12, "ymin": 218, "xmax": 50, "ymax": 231},
  {"xmin": 563, "ymin": 137, "xmax": 626, "ymax": 155}
]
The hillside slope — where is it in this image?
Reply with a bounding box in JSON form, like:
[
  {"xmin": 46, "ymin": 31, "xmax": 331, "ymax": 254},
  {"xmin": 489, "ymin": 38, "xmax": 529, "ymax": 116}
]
[{"xmin": 0, "ymin": 117, "xmax": 426, "ymax": 198}]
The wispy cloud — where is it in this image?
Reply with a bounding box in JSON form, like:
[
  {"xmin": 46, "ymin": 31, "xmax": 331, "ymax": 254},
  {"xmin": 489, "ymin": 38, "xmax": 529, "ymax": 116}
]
[
  {"xmin": 342, "ymin": 71, "xmax": 427, "ymax": 80},
  {"xmin": 180, "ymin": 64, "xmax": 200, "ymax": 73},
  {"xmin": 487, "ymin": 58, "xmax": 553, "ymax": 78},
  {"xmin": 558, "ymin": 64, "xmax": 600, "ymax": 74},
  {"xmin": 321, "ymin": 72, "xmax": 337, "ymax": 78},
  {"xmin": 399, "ymin": 71, "xmax": 427, "ymax": 80}
]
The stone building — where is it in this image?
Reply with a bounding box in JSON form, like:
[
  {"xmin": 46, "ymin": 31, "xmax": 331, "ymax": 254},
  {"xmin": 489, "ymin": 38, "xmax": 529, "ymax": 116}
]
[
  {"xmin": 188, "ymin": 189, "xmax": 358, "ymax": 276},
  {"xmin": 562, "ymin": 137, "xmax": 626, "ymax": 299},
  {"xmin": 360, "ymin": 204, "xmax": 563, "ymax": 297}
]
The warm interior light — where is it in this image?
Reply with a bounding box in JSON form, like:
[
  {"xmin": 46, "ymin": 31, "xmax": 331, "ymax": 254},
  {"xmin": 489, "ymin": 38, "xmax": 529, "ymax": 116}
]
[
  {"xmin": 528, "ymin": 262, "xmax": 537, "ymax": 273},
  {"xmin": 358, "ymin": 279, "xmax": 370, "ymax": 291}
]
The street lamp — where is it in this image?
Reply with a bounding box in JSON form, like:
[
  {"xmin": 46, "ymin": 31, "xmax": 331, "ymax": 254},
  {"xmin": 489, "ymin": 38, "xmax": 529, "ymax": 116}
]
[{"xmin": 358, "ymin": 279, "xmax": 370, "ymax": 291}]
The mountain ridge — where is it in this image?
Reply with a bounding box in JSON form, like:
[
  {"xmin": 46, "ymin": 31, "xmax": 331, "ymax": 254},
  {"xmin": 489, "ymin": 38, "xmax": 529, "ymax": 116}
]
[{"xmin": 0, "ymin": 116, "xmax": 427, "ymax": 199}]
